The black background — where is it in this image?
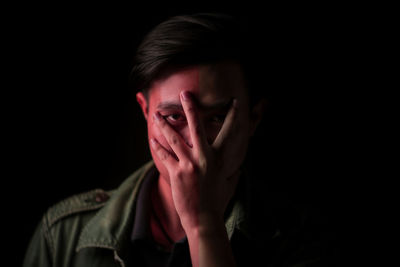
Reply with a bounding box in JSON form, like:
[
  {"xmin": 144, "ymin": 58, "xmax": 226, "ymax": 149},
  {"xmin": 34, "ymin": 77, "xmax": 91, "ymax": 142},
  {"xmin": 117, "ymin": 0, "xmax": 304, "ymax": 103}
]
[{"xmin": 4, "ymin": 3, "xmax": 350, "ymax": 265}]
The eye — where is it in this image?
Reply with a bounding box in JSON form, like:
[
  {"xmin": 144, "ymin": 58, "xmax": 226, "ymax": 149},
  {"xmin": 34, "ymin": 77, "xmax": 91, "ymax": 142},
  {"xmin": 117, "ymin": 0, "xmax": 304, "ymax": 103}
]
[{"xmin": 164, "ymin": 113, "xmax": 186, "ymax": 123}]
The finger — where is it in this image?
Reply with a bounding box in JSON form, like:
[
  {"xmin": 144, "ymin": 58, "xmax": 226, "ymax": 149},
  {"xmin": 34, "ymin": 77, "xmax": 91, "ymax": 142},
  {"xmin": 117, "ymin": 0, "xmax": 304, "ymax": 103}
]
[
  {"xmin": 180, "ymin": 91, "xmax": 207, "ymax": 151},
  {"xmin": 153, "ymin": 112, "xmax": 189, "ymax": 160},
  {"xmin": 212, "ymin": 99, "xmax": 237, "ymax": 149},
  {"xmin": 150, "ymin": 138, "xmax": 177, "ymax": 166}
]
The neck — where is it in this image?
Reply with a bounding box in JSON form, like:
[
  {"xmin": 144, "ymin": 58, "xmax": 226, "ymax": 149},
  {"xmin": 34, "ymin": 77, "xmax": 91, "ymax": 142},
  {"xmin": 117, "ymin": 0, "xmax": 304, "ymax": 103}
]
[{"xmin": 151, "ymin": 174, "xmax": 186, "ymax": 246}]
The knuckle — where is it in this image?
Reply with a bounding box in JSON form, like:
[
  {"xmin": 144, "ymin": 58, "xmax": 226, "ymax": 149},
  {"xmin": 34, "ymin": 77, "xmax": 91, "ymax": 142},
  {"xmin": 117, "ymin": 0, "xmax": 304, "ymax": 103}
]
[
  {"xmin": 160, "ymin": 151, "xmax": 170, "ymax": 161},
  {"xmin": 153, "ymin": 142, "xmax": 161, "ymax": 151},
  {"xmin": 174, "ymin": 170, "xmax": 183, "ymax": 179},
  {"xmin": 170, "ymin": 134, "xmax": 179, "ymax": 145},
  {"xmin": 187, "ymin": 106, "xmax": 195, "ymax": 114},
  {"xmin": 175, "ymin": 167, "xmax": 189, "ymax": 180},
  {"xmin": 186, "ymin": 162, "xmax": 196, "ymax": 173},
  {"xmin": 156, "ymin": 144, "xmax": 165, "ymax": 153},
  {"xmin": 181, "ymin": 161, "xmax": 198, "ymax": 174}
]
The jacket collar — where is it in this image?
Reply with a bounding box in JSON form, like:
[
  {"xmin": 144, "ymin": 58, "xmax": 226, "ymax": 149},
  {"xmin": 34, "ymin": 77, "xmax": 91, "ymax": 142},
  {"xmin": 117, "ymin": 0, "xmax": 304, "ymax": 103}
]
[
  {"xmin": 76, "ymin": 161, "xmax": 154, "ymax": 252},
  {"xmin": 76, "ymin": 161, "xmax": 267, "ymax": 253}
]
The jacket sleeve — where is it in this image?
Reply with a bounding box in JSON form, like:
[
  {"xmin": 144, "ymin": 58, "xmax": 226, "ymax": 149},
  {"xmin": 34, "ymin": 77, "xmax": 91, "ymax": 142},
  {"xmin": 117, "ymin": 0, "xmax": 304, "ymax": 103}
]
[{"xmin": 23, "ymin": 216, "xmax": 53, "ymax": 267}]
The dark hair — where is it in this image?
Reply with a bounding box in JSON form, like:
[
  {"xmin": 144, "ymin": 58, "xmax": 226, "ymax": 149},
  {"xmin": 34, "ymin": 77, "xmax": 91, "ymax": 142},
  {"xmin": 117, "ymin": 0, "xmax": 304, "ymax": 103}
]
[{"xmin": 130, "ymin": 13, "xmax": 260, "ymax": 104}]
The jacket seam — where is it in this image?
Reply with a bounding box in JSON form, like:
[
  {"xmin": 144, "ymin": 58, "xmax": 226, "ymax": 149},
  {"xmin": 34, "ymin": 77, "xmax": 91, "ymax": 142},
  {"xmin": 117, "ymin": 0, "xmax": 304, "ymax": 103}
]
[
  {"xmin": 76, "ymin": 243, "xmax": 116, "ymax": 251},
  {"xmin": 48, "ymin": 203, "xmax": 107, "ymax": 227}
]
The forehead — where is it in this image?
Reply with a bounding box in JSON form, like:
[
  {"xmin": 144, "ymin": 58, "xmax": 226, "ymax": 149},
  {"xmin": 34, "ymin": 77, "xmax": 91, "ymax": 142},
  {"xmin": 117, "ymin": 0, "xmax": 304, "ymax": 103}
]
[{"xmin": 148, "ymin": 62, "xmax": 247, "ymax": 105}]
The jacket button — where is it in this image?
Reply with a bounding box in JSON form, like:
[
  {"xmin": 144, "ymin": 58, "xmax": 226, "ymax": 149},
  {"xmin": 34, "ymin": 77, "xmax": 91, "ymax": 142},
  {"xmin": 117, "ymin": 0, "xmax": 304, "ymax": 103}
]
[{"xmin": 95, "ymin": 192, "xmax": 109, "ymax": 203}]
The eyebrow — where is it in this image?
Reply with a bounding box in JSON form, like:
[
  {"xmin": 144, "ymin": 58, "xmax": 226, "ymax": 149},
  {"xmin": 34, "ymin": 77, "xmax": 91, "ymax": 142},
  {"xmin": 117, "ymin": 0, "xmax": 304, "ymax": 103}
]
[
  {"xmin": 157, "ymin": 99, "xmax": 232, "ymax": 111},
  {"xmin": 157, "ymin": 102, "xmax": 183, "ymax": 111}
]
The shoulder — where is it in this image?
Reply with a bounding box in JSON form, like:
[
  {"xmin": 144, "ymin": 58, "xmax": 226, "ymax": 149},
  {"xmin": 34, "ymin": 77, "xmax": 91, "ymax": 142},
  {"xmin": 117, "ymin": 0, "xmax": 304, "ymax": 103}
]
[
  {"xmin": 43, "ymin": 161, "xmax": 155, "ymax": 228},
  {"xmin": 44, "ymin": 188, "xmax": 113, "ymax": 228},
  {"xmin": 25, "ymin": 188, "xmax": 115, "ymax": 265}
]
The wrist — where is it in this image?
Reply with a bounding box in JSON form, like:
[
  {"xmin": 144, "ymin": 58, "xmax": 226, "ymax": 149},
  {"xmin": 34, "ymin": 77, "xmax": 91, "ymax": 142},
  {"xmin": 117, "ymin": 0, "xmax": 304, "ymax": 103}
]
[{"xmin": 182, "ymin": 214, "xmax": 226, "ymax": 237}]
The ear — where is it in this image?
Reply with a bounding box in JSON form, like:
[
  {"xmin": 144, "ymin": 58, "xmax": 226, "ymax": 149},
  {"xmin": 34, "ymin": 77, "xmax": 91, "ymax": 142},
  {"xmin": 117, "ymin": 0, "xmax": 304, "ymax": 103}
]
[
  {"xmin": 136, "ymin": 92, "xmax": 149, "ymax": 120},
  {"xmin": 249, "ymin": 98, "xmax": 267, "ymax": 136}
]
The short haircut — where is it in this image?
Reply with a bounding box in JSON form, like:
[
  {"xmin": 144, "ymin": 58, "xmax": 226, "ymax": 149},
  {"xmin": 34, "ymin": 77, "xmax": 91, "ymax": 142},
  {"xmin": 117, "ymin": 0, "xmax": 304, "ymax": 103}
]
[{"xmin": 130, "ymin": 13, "xmax": 261, "ymax": 105}]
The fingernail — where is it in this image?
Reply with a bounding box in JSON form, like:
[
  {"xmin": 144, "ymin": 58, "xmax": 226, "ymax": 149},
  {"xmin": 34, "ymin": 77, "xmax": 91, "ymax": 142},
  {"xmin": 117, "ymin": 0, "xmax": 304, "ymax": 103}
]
[
  {"xmin": 181, "ymin": 91, "xmax": 191, "ymax": 101},
  {"xmin": 232, "ymin": 99, "xmax": 237, "ymax": 107},
  {"xmin": 150, "ymin": 138, "xmax": 156, "ymax": 146},
  {"xmin": 153, "ymin": 112, "xmax": 161, "ymax": 121}
]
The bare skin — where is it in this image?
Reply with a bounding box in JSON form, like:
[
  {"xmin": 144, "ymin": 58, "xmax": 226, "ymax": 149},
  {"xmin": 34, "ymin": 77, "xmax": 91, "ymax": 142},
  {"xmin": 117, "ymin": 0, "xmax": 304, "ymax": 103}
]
[{"xmin": 136, "ymin": 61, "xmax": 263, "ymax": 267}]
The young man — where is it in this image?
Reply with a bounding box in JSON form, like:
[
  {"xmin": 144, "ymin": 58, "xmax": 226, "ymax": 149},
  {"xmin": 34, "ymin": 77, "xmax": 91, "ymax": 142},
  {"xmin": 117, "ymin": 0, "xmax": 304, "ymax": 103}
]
[{"xmin": 24, "ymin": 13, "xmax": 325, "ymax": 267}]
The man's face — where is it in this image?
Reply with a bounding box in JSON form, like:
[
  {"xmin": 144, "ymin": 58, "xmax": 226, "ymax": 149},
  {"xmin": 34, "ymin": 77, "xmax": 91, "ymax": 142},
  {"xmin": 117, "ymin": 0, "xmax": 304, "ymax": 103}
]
[{"xmin": 137, "ymin": 61, "xmax": 254, "ymax": 184}]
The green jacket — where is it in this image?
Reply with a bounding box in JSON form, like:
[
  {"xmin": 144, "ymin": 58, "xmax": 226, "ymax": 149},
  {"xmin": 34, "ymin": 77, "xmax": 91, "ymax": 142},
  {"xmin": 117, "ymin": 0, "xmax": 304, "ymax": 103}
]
[{"xmin": 24, "ymin": 161, "xmax": 328, "ymax": 267}]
